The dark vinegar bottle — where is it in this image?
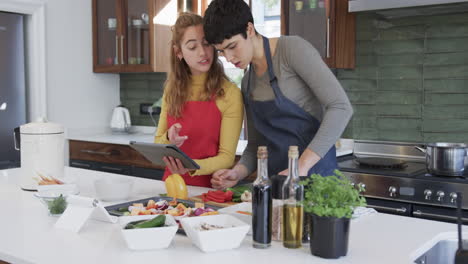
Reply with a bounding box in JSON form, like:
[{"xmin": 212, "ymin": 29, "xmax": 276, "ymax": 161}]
[{"xmin": 252, "ymin": 146, "xmax": 272, "ymax": 249}]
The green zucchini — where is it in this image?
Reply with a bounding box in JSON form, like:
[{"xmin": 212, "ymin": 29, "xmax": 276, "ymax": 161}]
[{"xmin": 124, "ymin": 215, "xmax": 166, "ymax": 229}]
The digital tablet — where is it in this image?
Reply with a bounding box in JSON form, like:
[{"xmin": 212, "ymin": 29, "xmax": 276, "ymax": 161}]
[{"xmin": 129, "ymin": 141, "xmax": 200, "ymax": 170}]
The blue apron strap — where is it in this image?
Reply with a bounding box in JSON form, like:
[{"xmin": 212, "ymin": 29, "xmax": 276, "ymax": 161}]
[
  {"xmin": 262, "ymin": 36, "xmax": 283, "ymax": 100},
  {"xmin": 244, "ymin": 64, "xmax": 253, "ymax": 106}
]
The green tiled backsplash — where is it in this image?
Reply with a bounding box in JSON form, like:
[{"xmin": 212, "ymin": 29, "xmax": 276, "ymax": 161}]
[
  {"xmin": 121, "ymin": 11, "xmax": 468, "ymax": 143},
  {"xmin": 338, "ymin": 11, "xmax": 468, "ymax": 143},
  {"xmin": 120, "ymin": 73, "xmax": 166, "ymax": 126}
]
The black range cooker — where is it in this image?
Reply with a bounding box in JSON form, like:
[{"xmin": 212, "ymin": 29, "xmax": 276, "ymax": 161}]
[{"xmin": 338, "ymin": 140, "xmax": 468, "ymax": 224}]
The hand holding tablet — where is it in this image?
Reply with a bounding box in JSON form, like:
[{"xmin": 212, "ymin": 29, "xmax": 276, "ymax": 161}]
[{"xmin": 129, "ymin": 141, "xmax": 200, "ymax": 170}]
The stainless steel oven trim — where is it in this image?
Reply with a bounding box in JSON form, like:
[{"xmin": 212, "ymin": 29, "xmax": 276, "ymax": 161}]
[
  {"xmin": 342, "ymin": 171, "xmax": 468, "ymax": 209},
  {"xmin": 367, "ymin": 204, "xmax": 407, "ymax": 214},
  {"xmin": 413, "ymin": 210, "xmax": 468, "ymax": 222}
]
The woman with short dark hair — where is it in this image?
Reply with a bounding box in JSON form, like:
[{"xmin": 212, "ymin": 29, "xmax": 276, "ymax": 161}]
[{"xmin": 204, "ymin": 0, "xmax": 353, "ymax": 189}]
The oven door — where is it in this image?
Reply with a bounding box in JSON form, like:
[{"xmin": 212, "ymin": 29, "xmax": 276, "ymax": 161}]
[
  {"xmin": 365, "ymin": 197, "xmax": 412, "ymax": 216},
  {"xmin": 412, "ymin": 204, "xmax": 468, "ymax": 224}
]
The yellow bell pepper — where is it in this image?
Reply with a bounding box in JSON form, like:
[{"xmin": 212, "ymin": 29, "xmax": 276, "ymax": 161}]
[{"xmin": 165, "ymin": 173, "xmax": 188, "ymax": 199}]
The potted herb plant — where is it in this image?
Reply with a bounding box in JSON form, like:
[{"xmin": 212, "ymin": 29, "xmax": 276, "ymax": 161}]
[{"xmin": 300, "ymin": 170, "xmax": 366, "ymax": 259}]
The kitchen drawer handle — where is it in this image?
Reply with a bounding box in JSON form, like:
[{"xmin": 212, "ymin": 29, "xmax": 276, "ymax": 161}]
[
  {"xmin": 413, "ymin": 210, "xmax": 468, "ymax": 222},
  {"xmin": 367, "ymin": 204, "xmax": 407, "ymax": 214},
  {"xmin": 100, "ymin": 166, "xmax": 124, "ymax": 172},
  {"xmin": 80, "ymin": 149, "xmax": 112, "ymax": 156},
  {"xmin": 70, "ymin": 161, "xmax": 92, "ymax": 168}
]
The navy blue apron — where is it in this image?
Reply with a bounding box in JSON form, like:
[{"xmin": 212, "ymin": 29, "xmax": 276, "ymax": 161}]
[{"xmin": 243, "ymin": 36, "xmax": 337, "ymax": 177}]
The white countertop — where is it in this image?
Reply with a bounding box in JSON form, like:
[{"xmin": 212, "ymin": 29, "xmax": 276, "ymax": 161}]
[
  {"xmin": 66, "ymin": 126, "xmax": 354, "ymax": 157},
  {"xmin": 0, "ymin": 167, "xmax": 464, "ymax": 264}
]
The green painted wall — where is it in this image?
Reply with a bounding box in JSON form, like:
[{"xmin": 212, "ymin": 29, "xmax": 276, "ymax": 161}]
[
  {"xmin": 120, "ymin": 73, "xmax": 166, "ymax": 126},
  {"xmin": 338, "ymin": 11, "xmax": 468, "ymax": 143}
]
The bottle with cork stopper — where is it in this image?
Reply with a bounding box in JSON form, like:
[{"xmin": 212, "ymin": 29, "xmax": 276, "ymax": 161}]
[
  {"xmin": 252, "ymin": 146, "xmax": 272, "ymax": 249},
  {"xmin": 282, "ymin": 146, "xmax": 304, "ymax": 248}
]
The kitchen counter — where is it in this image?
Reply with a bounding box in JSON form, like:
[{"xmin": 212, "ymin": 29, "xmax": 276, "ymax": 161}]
[
  {"xmin": 66, "ymin": 126, "xmax": 354, "ymax": 157},
  {"xmin": 0, "ymin": 167, "xmax": 463, "ymax": 264}
]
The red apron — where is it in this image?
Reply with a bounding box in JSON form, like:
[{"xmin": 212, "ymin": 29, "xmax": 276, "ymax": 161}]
[{"xmin": 162, "ymin": 97, "xmax": 221, "ymax": 187}]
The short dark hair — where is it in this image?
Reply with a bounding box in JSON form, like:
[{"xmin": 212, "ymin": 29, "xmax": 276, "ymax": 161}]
[{"xmin": 203, "ymin": 0, "xmax": 254, "ymax": 44}]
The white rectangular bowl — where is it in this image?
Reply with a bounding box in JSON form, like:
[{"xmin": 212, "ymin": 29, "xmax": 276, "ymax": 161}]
[
  {"xmin": 119, "ymin": 214, "xmax": 178, "ymax": 250},
  {"xmin": 180, "ymin": 214, "xmax": 250, "ymax": 252},
  {"xmin": 218, "ymin": 202, "xmax": 252, "ymax": 235}
]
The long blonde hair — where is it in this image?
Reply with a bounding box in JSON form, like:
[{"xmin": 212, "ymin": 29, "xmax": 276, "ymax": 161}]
[{"xmin": 165, "ymin": 12, "xmax": 228, "ymax": 118}]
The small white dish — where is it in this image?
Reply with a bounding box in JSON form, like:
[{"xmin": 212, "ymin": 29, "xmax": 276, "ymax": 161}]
[
  {"xmin": 180, "ymin": 214, "xmax": 250, "ymax": 252},
  {"xmin": 218, "ymin": 202, "xmax": 252, "ymax": 235},
  {"xmin": 119, "ymin": 214, "xmax": 178, "ymax": 250},
  {"xmin": 94, "ymin": 178, "xmax": 133, "ymax": 201}
]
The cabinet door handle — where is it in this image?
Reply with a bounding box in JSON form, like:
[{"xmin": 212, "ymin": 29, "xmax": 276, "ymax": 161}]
[
  {"xmin": 120, "ymin": 35, "xmax": 124, "ymax": 64},
  {"xmin": 326, "ymin": 17, "xmax": 330, "ymax": 58},
  {"xmin": 115, "ymin": 35, "xmax": 119, "ymax": 64},
  {"xmin": 80, "ymin": 149, "xmax": 112, "ymax": 156}
]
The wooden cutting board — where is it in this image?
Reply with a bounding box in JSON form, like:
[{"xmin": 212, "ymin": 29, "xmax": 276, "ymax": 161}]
[{"xmin": 188, "ymin": 195, "xmax": 238, "ymax": 208}]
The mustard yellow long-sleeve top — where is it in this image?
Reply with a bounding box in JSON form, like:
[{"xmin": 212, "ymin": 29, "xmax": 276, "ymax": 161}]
[{"xmin": 155, "ymin": 73, "xmax": 244, "ymax": 176}]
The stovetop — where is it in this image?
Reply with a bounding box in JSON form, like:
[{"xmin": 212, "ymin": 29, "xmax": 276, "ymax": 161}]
[
  {"xmin": 338, "ymin": 155, "xmax": 427, "ymax": 178},
  {"xmin": 337, "ymin": 140, "xmax": 468, "ymax": 209},
  {"xmin": 338, "ymin": 155, "xmax": 468, "ymax": 184}
]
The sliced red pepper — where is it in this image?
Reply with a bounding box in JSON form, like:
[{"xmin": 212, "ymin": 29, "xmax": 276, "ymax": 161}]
[
  {"xmin": 207, "ymin": 191, "xmax": 225, "ymax": 199},
  {"xmin": 202, "ymin": 193, "xmax": 209, "ymax": 202},
  {"xmin": 205, "ymin": 197, "xmax": 225, "ymax": 203},
  {"xmin": 224, "ymin": 190, "xmax": 233, "ymax": 202},
  {"xmin": 206, "ymin": 193, "xmax": 226, "ymax": 203},
  {"xmin": 207, "ymin": 193, "xmax": 225, "ymax": 201}
]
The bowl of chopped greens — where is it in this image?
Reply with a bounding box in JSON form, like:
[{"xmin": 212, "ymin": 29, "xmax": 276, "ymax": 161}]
[{"xmin": 34, "ymin": 188, "xmax": 79, "ymax": 216}]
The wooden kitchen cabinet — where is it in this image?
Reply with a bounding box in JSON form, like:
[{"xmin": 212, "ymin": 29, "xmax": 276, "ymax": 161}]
[
  {"xmin": 92, "ymin": 0, "xmax": 174, "ymax": 73},
  {"xmin": 282, "ymin": 0, "xmax": 355, "ymax": 68},
  {"xmin": 69, "ymin": 140, "xmax": 165, "ymax": 180}
]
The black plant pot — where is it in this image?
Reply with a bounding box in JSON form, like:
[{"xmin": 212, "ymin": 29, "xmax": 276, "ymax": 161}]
[{"xmin": 309, "ymin": 213, "xmax": 350, "ymax": 259}]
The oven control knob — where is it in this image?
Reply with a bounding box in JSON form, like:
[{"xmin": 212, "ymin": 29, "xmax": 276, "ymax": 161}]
[
  {"xmin": 388, "ymin": 186, "xmax": 397, "ymax": 197},
  {"xmin": 436, "ymin": 191, "xmax": 445, "ymax": 202},
  {"xmin": 424, "ymin": 189, "xmax": 433, "ymax": 200},
  {"xmin": 450, "ymin": 192, "xmax": 458, "ymax": 203},
  {"xmin": 357, "ymin": 183, "xmax": 366, "ymax": 192}
]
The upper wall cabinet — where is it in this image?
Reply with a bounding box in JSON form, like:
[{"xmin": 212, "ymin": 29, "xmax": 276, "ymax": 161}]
[
  {"xmin": 283, "ymin": 0, "xmax": 355, "ymax": 68},
  {"xmin": 92, "ymin": 0, "xmax": 176, "ymax": 73}
]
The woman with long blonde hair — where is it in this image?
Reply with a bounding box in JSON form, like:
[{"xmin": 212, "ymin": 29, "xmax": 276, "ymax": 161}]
[{"xmin": 155, "ymin": 12, "xmax": 244, "ymax": 187}]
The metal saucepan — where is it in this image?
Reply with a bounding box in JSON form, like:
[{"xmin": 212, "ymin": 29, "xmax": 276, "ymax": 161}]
[{"xmin": 415, "ymin": 143, "xmax": 468, "ymax": 177}]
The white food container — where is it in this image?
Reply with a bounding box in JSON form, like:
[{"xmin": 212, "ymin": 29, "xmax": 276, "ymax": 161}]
[
  {"xmin": 119, "ymin": 214, "xmax": 178, "ymax": 250},
  {"xmin": 17, "ymin": 118, "xmax": 64, "ymax": 190},
  {"xmin": 218, "ymin": 202, "xmax": 252, "ymax": 235},
  {"xmin": 180, "ymin": 214, "xmax": 250, "ymax": 252},
  {"xmin": 94, "ymin": 178, "xmax": 133, "ymax": 201}
]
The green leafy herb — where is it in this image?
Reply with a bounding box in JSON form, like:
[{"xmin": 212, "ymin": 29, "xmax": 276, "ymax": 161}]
[
  {"xmin": 300, "ymin": 170, "xmax": 366, "ymax": 219},
  {"xmin": 47, "ymin": 195, "xmax": 67, "ymax": 215}
]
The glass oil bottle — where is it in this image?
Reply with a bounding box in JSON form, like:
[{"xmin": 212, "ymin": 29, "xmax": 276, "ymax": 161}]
[{"xmin": 282, "ymin": 146, "xmax": 304, "ymax": 248}]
